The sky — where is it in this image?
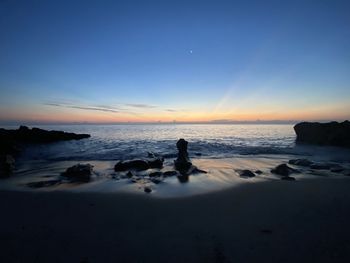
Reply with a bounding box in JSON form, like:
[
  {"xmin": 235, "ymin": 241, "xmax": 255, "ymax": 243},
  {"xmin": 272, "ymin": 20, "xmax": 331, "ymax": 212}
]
[{"xmin": 0, "ymin": 0, "xmax": 350, "ymax": 124}]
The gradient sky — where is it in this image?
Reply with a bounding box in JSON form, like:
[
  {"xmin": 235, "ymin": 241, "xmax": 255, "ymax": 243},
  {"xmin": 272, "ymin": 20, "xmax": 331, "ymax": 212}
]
[{"xmin": 1, "ymin": 0, "xmax": 350, "ymax": 123}]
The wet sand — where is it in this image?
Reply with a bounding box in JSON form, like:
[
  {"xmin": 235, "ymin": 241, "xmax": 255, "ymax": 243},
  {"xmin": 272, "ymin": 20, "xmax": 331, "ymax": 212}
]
[{"xmin": 1, "ymin": 176, "xmax": 350, "ymax": 263}]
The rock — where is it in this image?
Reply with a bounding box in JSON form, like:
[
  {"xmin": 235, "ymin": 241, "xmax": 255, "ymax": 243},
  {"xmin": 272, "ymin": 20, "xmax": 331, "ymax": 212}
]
[
  {"xmin": 294, "ymin": 121, "xmax": 350, "ymax": 147},
  {"xmin": 126, "ymin": 171, "xmax": 134, "ymax": 178},
  {"xmin": 255, "ymin": 170, "xmax": 263, "ymax": 174},
  {"xmin": 144, "ymin": 187, "xmax": 152, "ymax": 193},
  {"xmin": 0, "ymin": 154, "xmax": 15, "ymax": 178},
  {"xmin": 192, "ymin": 167, "xmax": 208, "ymax": 174},
  {"xmin": 174, "ymin": 139, "xmax": 192, "ymax": 172},
  {"xmin": 148, "ymin": 157, "xmax": 164, "ymax": 169},
  {"xmin": 281, "ymin": 176, "xmax": 296, "ymax": 181},
  {"xmin": 271, "ymin": 164, "xmax": 299, "ymax": 176},
  {"xmin": 177, "ymin": 174, "xmax": 189, "ymax": 183},
  {"xmin": 114, "ymin": 159, "xmax": 149, "ymax": 171},
  {"xmin": 163, "ymin": 170, "xmax": 178, "ymax": 177},
  {"xmin": 149, "ymin": 171, "xmax": 163, "ymax": 177},
  {"xmin": 289, "ymin": 159, "xmax": 313, "ymax": 167},
  {"xmin": 151, "ymin": 177, "xmax": 163, "ymax": 184},
  {"xmin": 27, "ymin": 179, "xmax": 61, "ymax": 188},
  {"xmin": 310, "ymin": 163, "xmax": 331, "ymax": 170},
  {"xmin": 61, "ymin": 164, "xmax": 93, "ymax": 182},
  {"xmin": 237, "ymin": 169, "xmax": 256, "ymax": 178},
  {"xmin": 114, "ymin": 158, "xmax": 164, "ymax": 171},
  {"xmin": 0, "ymin": 126, "xmax": 90, "ymax": 144}
]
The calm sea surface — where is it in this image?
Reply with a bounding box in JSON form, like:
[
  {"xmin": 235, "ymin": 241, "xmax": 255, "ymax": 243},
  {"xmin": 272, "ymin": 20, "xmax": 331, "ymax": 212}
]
[{"xmin": 7, "ymin": 124, "xmax": 297, "ymax": 161}]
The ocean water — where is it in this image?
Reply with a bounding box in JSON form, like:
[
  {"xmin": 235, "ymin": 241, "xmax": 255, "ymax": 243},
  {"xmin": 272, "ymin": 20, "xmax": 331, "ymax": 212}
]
[
  {"xmin": 2, "ymin": 124, "xmax": 350, "ymax": 196},
  {"xmin": 13, "ymin": 124, "xmax": 297, "ymax": 161}
]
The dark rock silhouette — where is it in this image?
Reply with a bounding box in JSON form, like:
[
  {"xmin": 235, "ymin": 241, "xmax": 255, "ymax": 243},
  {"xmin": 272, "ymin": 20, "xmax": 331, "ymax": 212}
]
[
  {"xmin": 173, "ymin": 139, "xmax": 207, "ymax": 178},
  {"xmin": 114, "ymin": 157, "xmax": 164, "ymax": 171},
  {"xmin": 148, "ymin": 157, "xmax": 164, "ymax": 169},
  {"xmin": 61, "ymin": 163, "xmax": 93, "ymax": 182},
  {"xmin": 294, "ymin": 121, "xmax": 350, "ymax": 147},
  {"xmin": 174, "ymin": 138, "xmax": 192, "ymax": 173},
  {"xmin": 177, "ymin": 174, "xmax": 189, "ymax": 183},
  {"xmin": 0, "ymin": 126, "xmax": 90, "ymax": 178},
  {"xmin": 149, "ymin": 171, "xmax": 162, "ymax": 177},
  {"xmin": 271, "ymin": 164, "xmax": 299, "ymax": 176},
  {"xmin": 163, "ymin": 170, "xmax": 178, "ymax": 177},
  {"xmin": 144, "ymin": 186, "xmax": 152, "ymax": 193},
  {"xmin": 115, "ymin": 160, "xmax": 149, "ymax": 171},
  {"xmin": 0, "ymin": 126, "xmax": 90, "ymax": 144},
  {"xmin": 236, "ymin": 169, "xmax": 256, "ymax": 178},
  {"xmin": 0, "ymin": 154, "xmax": 15, "ymax": 178}
]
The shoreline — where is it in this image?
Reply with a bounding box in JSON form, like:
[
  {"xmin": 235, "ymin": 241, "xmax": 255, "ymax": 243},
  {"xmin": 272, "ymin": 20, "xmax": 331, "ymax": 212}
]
[
  {"xmin": 1, "ymin": 176, "xmax": 350, "ymax": 262},
  {"xmin": 3, "ymin": 154, "xmax": 349, "ymax": 197}
]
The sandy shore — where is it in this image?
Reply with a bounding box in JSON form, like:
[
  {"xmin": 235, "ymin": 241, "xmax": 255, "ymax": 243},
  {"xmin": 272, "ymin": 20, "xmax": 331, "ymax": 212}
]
[{"xmin": 1, "ymin": 176, "xmax": 350, "ymax": 263}]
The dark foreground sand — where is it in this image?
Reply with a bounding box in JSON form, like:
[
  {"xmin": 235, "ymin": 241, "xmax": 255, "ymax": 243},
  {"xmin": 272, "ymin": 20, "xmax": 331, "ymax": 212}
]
[{"xmin": 1, "ymin": 177, "xmax": 350, "ymax": 263}]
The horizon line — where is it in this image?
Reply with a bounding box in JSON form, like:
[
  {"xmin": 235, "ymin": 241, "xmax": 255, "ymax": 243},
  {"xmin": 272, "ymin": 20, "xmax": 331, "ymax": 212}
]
[{"xmin": 1, "ymin": 119, "xmax": 349, "ymax": 126}]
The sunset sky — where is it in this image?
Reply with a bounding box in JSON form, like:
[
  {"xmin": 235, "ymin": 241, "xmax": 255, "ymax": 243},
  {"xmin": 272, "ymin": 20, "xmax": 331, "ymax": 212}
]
[{"xmin": 1, "ymin": 0, "xmax": 349, "ymax": 124}]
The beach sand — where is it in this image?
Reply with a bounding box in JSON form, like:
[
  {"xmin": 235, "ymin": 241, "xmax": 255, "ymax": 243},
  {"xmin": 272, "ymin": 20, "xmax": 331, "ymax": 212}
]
[{"xmin": 1, "ymin": 174, "xmax": 350, "ymax": 262}]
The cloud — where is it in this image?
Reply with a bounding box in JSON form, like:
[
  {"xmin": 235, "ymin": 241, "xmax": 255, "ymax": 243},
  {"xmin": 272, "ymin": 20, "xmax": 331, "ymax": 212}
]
[
  {"xmin": 44, "ymin": 102, "xmax": 122, "ymax": 113},
  {"xmin": 165, "ymin": 109, "xmax": 178, "ymax": 112},
  {"xmin": 125, "ymin": 103, "xmax": 157, "ymax": 109},
  {"xmin": 70, "ymin": 106, "xmax": 120, "ymax": 113}
]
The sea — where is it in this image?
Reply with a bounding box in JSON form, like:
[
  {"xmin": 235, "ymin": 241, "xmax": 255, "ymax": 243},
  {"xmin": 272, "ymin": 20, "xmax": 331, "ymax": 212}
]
[
  {"xmin": 2, "ymin": 124, "xmax": 350, "ymax": 196},
  {"xmin": 6, "ymin": 124, "xmax": 298, "ymax": 161}
]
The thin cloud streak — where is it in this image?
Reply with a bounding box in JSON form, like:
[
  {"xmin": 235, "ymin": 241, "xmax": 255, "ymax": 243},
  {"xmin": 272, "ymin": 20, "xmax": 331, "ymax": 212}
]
[
  {"xmin": 44, "ymin": 102, "xmax": 123, "ymax": 113},
  {"xmin": 125, "ymin": 103, "xmax": 157, "ymax": 109}
]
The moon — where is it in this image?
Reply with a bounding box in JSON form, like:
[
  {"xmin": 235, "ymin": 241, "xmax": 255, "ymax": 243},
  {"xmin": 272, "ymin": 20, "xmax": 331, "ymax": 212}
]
[{"xmin": 189, "ymin": 50, "xmax": 193, "ymax": 54}]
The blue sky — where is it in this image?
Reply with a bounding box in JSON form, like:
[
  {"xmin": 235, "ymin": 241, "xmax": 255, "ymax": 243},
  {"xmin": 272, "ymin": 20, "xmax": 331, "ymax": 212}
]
[{"xmin": 0, "ymin": 0, "xmax": 349, "ymax": 123}]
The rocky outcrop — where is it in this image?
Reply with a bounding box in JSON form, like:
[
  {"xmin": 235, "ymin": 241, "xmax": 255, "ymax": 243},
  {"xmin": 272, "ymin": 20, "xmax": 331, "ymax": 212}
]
[
  {"xmin": 294, "ymin": 121, "xmax": 350, "ymax": 147},
  {"xmin": 61, "ymin": 163, "xmax": 93, "ymax": 182},
  {"xmin": 0, "ymin": 126, "xmax": 90, "ymax": 144},
  {"xmin": 0, "ymin": 126, "xmax": 91, "ymax": 178}
]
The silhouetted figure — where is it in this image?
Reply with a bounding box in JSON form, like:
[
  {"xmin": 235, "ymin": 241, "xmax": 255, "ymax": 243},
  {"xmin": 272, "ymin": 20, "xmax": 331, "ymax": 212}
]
[{"xmin": 174, "ymin": 138, "xmax": 192, "ymax": 174}]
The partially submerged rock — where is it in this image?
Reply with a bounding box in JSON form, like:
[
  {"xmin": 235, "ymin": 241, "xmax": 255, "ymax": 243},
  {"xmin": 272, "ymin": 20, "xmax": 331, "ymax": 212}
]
[
  {"xmin": 144, "ymin": 187, "xmax": 152, "ymax": 193},
  {"xmin": 236, "ymin": 169, "xmax": 256, "ymax": 178},
  {"xmin": 61, "ymin": 163, "xmax": 93, "ymax": 182},
  {"xmin": 271, "ymin": 164, "xmax": 299, "ymax": 176},
  {"xmin": 177, "ymin": 174, "xmax": 189, "ymax": 183},
  {"xmin": 148, "ymin": 158, "xmax": 164, "ymax": 169},
  {"xmin": 163, "ymin": 170, "xmax": 178, "ymax": 177},
  {"xmin": 294, "ymin": 121, "xmax": 350, "ymax": 147},
  {"xmin": 149, "ymin": 171, "xmax": 163, "ymax": 177},
  {"xmin": 174, "ymin": 139, "xmax": 192, "ymax": 172},
  {"xmin": 114, "ymin": 157, "xmax": 164, "ymax": 171}
]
